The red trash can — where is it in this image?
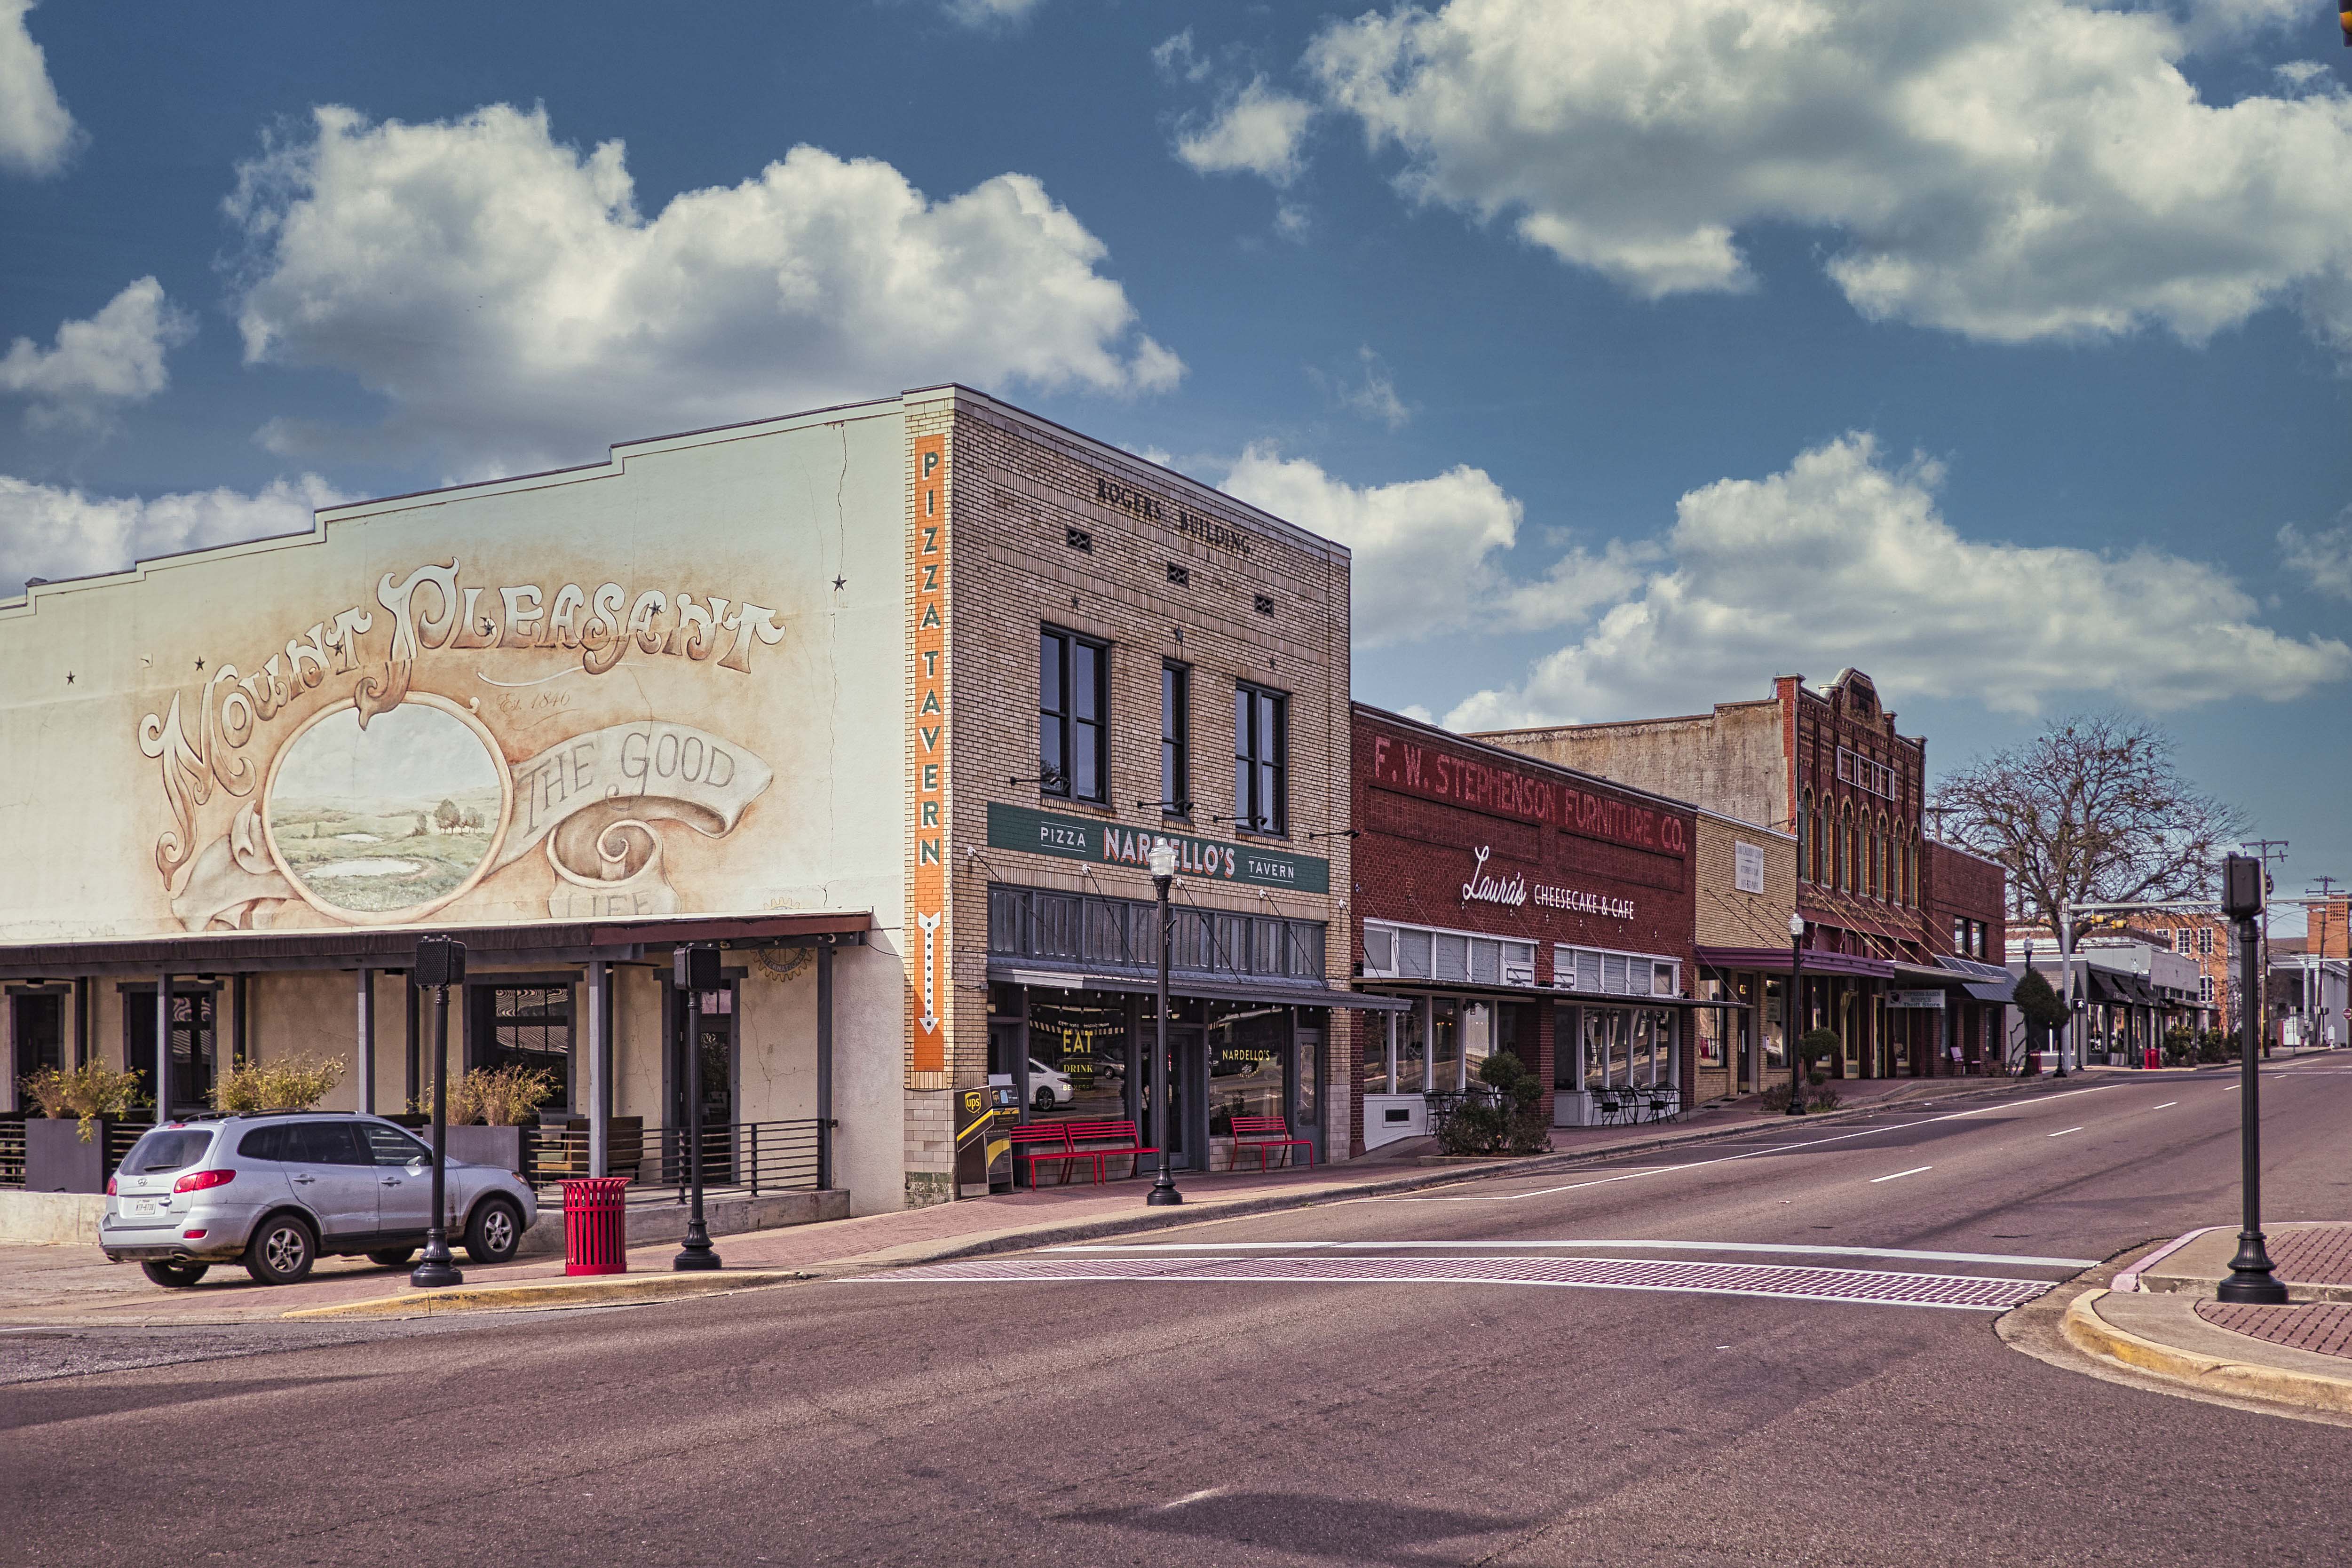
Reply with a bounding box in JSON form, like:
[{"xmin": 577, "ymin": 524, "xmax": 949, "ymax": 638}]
[{"xmin": 562, "ymin": 1177, "xmax": 630, "ymax": 1275}]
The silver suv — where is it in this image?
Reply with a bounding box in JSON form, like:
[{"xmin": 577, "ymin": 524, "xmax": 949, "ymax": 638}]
[{"xmin": 100, "ymin": 1113, "xmax": 539, "ymax": 1289}]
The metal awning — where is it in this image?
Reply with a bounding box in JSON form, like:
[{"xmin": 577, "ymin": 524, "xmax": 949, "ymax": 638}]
[
  {"xmin": 1933, "ymin": 955, "xmax": 2017, "ymax": 1004},
  {"xmin": 1361, "ymin": 980, "xmax": 1745, "ymax": 1011},
  {"xmin": 0, "ymin": 911, "xmax": 874, "ymax": 980},
  {"xmin": 2088, "ymin": 969, "xmax": 2159, "ymax": 1006},
  {"xmin": 1695, "ymin": 945, "xmax": 1895, "ymax": 979},
  {"xmin": 989, "ymin": 960, "xmax": 1409, "ymax": 1012}
]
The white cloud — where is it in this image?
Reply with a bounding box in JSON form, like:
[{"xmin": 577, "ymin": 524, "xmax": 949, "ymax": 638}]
[
  {"xmin": 0, "ymin": 277, "xmax": 194, "ymax": 430},
  {"xmin": 1222, "ymin": 443, "xmax": 1641, "ymax": 647},
  {"xmin": 1315, "ymin": 345, "xmax": 1411, "ymax": 430},
  {"xmin": 0, "ymin": 474, "xmax": 345, "ymax": 598},
  {"xmin": 225, "ymin": 104, "xmax": 1181, "ymax": 475},
  {"xmin": 1152, "ymin": 29, "xmax": 1212, "ymax": 84},
  {"xmin": 942, "ymin": 0, "xmax": 1044, "ymax": 25},
  {"xmin": 2280, "ymin": 518, "xmax": 2352, "ymax": 599},
  {"xmin": 0, "ymin": 0, "xmax": 76, "ymax": 177},
  {"xmin": 1176, "ymin": 77, "xmax": 1315, "ymax": 186},
  {"xmin": 1299, "ymin": 0, "xmax": 2352, "ymax": 348},
  {"xmin": 1444, "ymin": 434, "xmax": 2351, "ymax": 730}
]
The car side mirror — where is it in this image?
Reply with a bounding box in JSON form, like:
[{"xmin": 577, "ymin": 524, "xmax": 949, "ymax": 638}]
[{"xmin": 407, "ymin": 1156, "xmax": 427, "ymax": 1173}]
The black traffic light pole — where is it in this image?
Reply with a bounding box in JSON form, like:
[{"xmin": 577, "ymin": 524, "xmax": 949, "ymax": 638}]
[
  {"xmin": 411, "ymin": 934, "xmax": 466, "ymax": 1290},
  {"xmin": 2217, "ymin": 853, "xmax": 2287, "ymax": 1304}
]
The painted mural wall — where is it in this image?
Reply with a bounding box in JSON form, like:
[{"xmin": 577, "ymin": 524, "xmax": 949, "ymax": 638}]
[{"xmin": 0, "ymin": 407, "xmax": 909, "ymax": 944}]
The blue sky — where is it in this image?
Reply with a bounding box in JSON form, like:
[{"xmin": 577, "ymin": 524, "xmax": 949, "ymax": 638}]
[{"xmin": 3, "ymin": 0, "xmax": 2350, "ymax": 910}]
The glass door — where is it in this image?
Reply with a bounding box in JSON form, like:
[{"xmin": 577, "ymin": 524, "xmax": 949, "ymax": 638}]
[
  {"xmin": 126, "ymin": 989, "xmax": 215, "ymax": 1116},
  {"xmin": 1139, "ymin": 1024, "xmax": 1202, "ymax": 1170}
]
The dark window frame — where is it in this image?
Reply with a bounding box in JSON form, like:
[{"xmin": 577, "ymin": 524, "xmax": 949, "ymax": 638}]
[
  {"xmin": 1234, "ymin": 680, "xmax": 1290, "ymax": 838},
  {"xmin": 1161, "ymin": 660, "xmax": 1191, "ymax": 816},
  {"xmin": 1039, "ymin": 626, "xmax": 1110, "ymax": 805}
]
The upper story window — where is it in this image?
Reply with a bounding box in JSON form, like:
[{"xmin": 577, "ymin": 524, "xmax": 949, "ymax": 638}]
[
  {"xmin": 1234, "ymin": 681, "xmax": 1288, "ymax": 836},
  {"xmin": 1161, "ymin": 662, "xmax": 1190, "ymax": 814},
  {"xmin": 1039, "ymin": 628, "xmax": 1108, "ymax": 804},
  {"xmin": 2198, "ymin": 927, "xmax": 2215, "ymax": 956}
]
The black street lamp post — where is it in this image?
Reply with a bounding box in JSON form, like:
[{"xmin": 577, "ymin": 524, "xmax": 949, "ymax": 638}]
[
  {"xmin": 1147, "ymin": 839, "xmax": 1182, "ymax": 1206},
  {"xmin": 411, "ymin": 935, "xmax": 465, "ymax": 1290},
  {"xmin": 673, "ymin": 943, "xmax": 723, "ymax": 1271},
  {"xmin": 2218, "ymin": 853, "xmax": 2288, "ymax": 1304},
  {"xmin": 1785, "ymin": 913, "xmax": 1806, "ymax": 1117}
]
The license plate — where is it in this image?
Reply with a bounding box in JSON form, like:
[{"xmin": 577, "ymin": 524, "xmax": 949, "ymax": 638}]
[{"xmin": 121, "ymin": 1197, "xmax": 161, "ymax": 1218}]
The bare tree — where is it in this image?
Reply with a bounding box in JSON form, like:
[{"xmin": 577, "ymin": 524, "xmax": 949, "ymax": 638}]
[{"xmin": 1933, "ymin": 713, "xmax": 2244, "ymax": 928}]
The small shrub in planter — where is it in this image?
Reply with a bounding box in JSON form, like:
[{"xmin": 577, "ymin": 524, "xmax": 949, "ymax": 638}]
[
  {"xmin": 1435, "ymin": 1052, "xmax": 1550, "ymax": 1156},
  {"xmin": 210, "ymin": 1054, "xmax": 344, "ymax": 1115},
  {"xmin": 446, "ymin": 1065, "xmax": 556, "ymax": 1126},
  {"xmin": 1760, "ymin": 1082, "xmax": 1845, "ymax": 1115},
  {"xmin": 16, "ymin": 1062, "xmax": 143, "ymax": 1142}
]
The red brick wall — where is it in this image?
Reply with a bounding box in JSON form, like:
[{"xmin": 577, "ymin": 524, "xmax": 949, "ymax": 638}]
[
  {"xmin": 1923, "ymin": 840, "xmax": 2007, "ymax": 958},
  {"xmin": 1349, "ymin": 705, "xmax": 1698, "ymax": 1150}
]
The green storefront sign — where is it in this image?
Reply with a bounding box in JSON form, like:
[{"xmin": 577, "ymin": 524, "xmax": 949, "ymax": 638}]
[{"xmin": 986, "ymin": 803, "xmax": 1329, "ymax": 894}]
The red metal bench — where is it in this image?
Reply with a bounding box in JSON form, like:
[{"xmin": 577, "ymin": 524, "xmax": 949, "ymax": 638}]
[
  {"xmin": 1006, "ymin": 1122, "xmax": 1086, "ymax": 1187},
  {"xmin": 1227, "ymin": 1115, "xmax": 1314, "ymax": 1172},
  {"xmin": 1058, "ymin": 1118, "xmax": 1157, "ymax": 1183}
]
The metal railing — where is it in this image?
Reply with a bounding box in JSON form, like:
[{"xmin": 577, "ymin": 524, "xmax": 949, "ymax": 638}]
[
  {"xmin": 524, "ymin": 1118, "xmax": 825, "ymax": 1199},
  {"xmin": 0, "ymin": 1117, "xmax": 23, "ymax": 1189}
]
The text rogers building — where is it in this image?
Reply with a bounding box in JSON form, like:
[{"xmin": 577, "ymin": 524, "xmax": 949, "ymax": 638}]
[{"xmin": 1348, "ymin": 705, "xmax": 1702, "ymax": 1150}]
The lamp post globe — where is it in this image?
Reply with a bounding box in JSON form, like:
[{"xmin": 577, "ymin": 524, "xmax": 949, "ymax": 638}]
[
  {"xmin": 1146, "ymin": 839, "xmax": 1183, "ymax": 1206},
  {"xmin": 1785, "ymin": 913, "xmax": 1806, "ymax": 1117}
]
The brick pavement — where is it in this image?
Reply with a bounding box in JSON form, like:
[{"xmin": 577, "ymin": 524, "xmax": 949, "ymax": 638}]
[
  {"xmin": 2194, "ymin": 1300, "xmax": 2352, "ymax": 1361},
  {"xmin": 2265, "ymin": 1224, "xmax": 2352, "ymax": 1287}
]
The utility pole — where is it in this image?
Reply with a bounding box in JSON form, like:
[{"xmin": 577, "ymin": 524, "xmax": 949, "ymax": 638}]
[
  {"xmin": 2308, "ymin": 876, "xmax": 2340, "ymax": 1048},
  {"xmin": 2244, "ymin": 840, "xmax": 2289, "ymax": 1058}
]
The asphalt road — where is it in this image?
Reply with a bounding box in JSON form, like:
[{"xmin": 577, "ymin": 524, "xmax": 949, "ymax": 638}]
[{"xmin": 11, "ymin": 1062, "xmax": 2352, "ymax": 1567}]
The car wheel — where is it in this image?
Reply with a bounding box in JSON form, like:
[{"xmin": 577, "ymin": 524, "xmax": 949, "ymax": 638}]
[
  {"xmin": 367, "ymin": 1247, "xmax": 416, "ymax": 1267},
  {"xmin": 1034, "ymin": 1086, "xmax": 1057, "ymax": 1112},
  {"xmin": 464, "ymin": 1196, "xmax": 523, "ymax": 1265},
  {"xmin": 140, "ymin": 1260, "xmax": 209, "ymax": 1289},
  {"xmin": 243, "ymin": 1213, "xmax": 316, "ymax": 1285}
]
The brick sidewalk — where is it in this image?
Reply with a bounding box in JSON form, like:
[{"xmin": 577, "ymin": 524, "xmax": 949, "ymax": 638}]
[
  {"xmin": 2266, "ymin": 1226, "xmax": 2352, "ymax": 1288},
  {"xmin": 2197, "ymin": 1300, "xmax": 2352, "ymax": 1360}
]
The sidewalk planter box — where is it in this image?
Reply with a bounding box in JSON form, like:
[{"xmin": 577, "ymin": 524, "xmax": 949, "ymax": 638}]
[
  {"xmin": 25, "ymin": 1117, "xmax": 106, "ymax": 1194},
  {"xmin": 445, "ymin": 1125, "xmax": 525, "ymax": 1174}
]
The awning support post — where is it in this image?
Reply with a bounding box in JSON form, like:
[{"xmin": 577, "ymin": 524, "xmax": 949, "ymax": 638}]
[
  {"xmin": 155, "ymin": 974, "xmax": 171, "ymax": 1124},
  {"xmin": 587, "ymin": 959, "xmax": 609, "ymax": 1180},
  {"xmin": 816, "ymin": 938, "xmax": 835, "ymax": 1191},
  {"xmin": 356, "ymin": 968, "xmax": 375, "ymax": 1114}
]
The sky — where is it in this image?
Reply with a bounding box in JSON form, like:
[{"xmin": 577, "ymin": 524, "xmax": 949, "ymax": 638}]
[{"xmin": 2, "ymin": 0, "xmax": 2350, "ymax": 912}]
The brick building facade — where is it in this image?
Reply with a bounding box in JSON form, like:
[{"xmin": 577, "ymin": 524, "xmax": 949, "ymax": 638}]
[
  {"xmin": 1475, "ymin": 669, "xmax": 2011, "ymax": 1079},
  {"xmin": 1348, "ymin": 705, "xmax": 1701, "ymax": 1148},
  {"xmin": 934, "ymin": 388, "xmax": 1365, "ymax": 1197}
]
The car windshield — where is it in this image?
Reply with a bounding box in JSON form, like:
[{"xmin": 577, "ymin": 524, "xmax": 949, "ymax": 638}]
[{"xmin": 121, "ymin": 1129, "xmax": 216, "ymax": 1174}]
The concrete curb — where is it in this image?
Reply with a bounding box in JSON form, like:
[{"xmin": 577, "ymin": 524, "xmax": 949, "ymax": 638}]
[
  {"xmin": 2112, "ymin": 1226, "xmax": 2220, "ymax": 1294},
  {"xmin": 2061, "ymin": 1288, "xmax": 2352, "ymax": 1416},
  {"xmin": 280, "ymin": 1269, "xmax": 805, "ymax": 1320}
]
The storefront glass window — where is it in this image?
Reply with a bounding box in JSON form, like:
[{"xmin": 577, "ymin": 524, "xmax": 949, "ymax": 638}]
[
  {"xmin": 1461, "ymin": 1002, "xmax": 1492, "ymax": 1085},
  {"xmin": 1431, "ymin": 998, "xmax": 1462, "ymax": 1093},
  {"xmin": 1364, "ymin": 1013, "xmax": 1392, "ymax": 1095},
  {"xmin": 1629, "ymin": 1009, "xmax": 1658, "ymax": 1085},
  {"xmin": 1583, "ymin": 1007, "xmax": 1626, "ymax": 1088},
  {"xmin": 1495, "ymin": 1002, "xmax": 1536, "ymax": 1074},
  {"xmin": 1021, "ymin": 990, "xmax": 1131, "ymax": 1122},
  {"xmin": 1763, "ymin": 977, "xmax": 1787, "ymax": 1068},
  {"xmin": 1397, "ymin": 1000, "xmax": 1428, "ymax": 1093},
  {"xmin": 1696, "ymin": 979, "xmax": 1726, "ymax": 1065},
  {"xmin": 1206, "ymin": 1002, "xmax": 1288, "ymax": 1143}
]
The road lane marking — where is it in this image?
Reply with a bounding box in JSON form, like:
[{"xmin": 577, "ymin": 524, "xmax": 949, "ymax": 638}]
[
  {"xmin": 1389, "ymin": 1084, "xmax": 2121, "ymax": 1203},
  {"xmin": 2047, "ymin": 1126, "xmax": 2084, "ymax": 1137},
  {"xmin": 857, "ymin": 1254, "xmax": 2057, "ymax": 1311},
  {"xmin": 1046, "ymin": 1239, "xmax": 2097, "ymax": 1268},
  {"xmin": 1869, "ymin": 1166, "xmax": 1933, "ymax": 1183},
  {"xmin": 2152, "ymin": 1101, "xmax": 2178, "ymax": 1109}
]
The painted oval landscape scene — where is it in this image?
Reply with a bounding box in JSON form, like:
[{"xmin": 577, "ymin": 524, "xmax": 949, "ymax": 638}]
[{"xmin": 265, "ymin": 702, "xmax": 506, "ymax": 916}]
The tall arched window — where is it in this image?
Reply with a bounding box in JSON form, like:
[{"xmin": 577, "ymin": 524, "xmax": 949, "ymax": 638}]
[
  {"xmin": 1811, "ymin": 801, "xmax": 1825, "ymax": 882},
  {"xmin": 1906, "ymin": 840, "xmax": 1918, "ymax": 906},
  {"xmin": 1838, "ymin": 803, "xmax": 1853, "ymax": 891},
  {"xmin": 1867, "ymin": 818, "xmax": 1881, "ymax": 899},
  {"xmin": 1801, "ymin": 791, "xmax": 1815, "ymax": 882}
]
